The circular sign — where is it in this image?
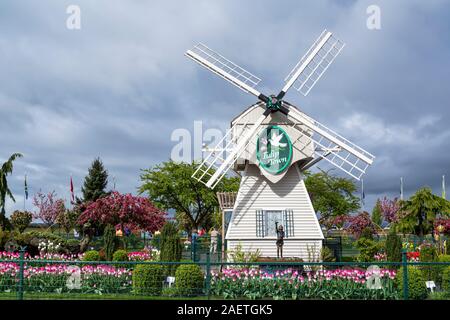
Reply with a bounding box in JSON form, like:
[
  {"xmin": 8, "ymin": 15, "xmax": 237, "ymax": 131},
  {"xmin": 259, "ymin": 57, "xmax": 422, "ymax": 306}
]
[{"xmin": 256, "ymin": 125, "xmax": 293, "ymax": 175}]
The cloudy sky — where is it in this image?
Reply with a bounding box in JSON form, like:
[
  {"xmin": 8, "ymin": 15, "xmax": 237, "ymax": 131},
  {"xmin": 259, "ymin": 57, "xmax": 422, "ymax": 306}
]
[{"xmin": 1, "ymin": 0, "xmax": 449, "ymax": 215}]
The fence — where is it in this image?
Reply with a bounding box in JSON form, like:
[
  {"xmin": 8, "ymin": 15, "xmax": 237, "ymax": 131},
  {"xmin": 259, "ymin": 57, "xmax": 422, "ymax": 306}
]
[
  {"xmin": 81, "ymin": 235, "xmax": 225, "ymax": 263},
  {"xmin": 0, "ymin": 249, "xmax": 449, "ymax": 300}
]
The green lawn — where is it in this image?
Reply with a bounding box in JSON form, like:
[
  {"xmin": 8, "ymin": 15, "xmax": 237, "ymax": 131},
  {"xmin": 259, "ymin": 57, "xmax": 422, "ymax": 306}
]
[{"xmin": 0, "ymin": 292, "xmax": 211, "ymax": 300}]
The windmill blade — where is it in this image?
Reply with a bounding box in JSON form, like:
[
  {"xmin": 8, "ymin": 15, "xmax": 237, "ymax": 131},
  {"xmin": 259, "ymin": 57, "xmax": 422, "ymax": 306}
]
[
  {"xmin": 278, "ymin": 30, "xmax": 345, "ymax": 99},
  {"xmin": 192, "ymin": 108, "xmax": 270, "ymax": 189},
  {"xmin": 285, "ymin": 103, "xmax": 374, "ymax": 180},
  {"xmin": 185, "ymin": 43, "xmax": 267, "ymax": 101}
]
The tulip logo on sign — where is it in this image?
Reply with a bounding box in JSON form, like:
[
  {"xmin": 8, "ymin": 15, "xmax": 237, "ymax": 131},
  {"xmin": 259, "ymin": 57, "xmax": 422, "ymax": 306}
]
[{"xmin": 256, "ymin": 126, "xmax": 293, "ymax": 175}]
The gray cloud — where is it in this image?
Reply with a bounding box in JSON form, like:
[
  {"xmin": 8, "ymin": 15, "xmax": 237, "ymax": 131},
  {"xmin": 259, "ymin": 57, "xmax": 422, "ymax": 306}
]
[{"xmin": 1, "ymin": 0, "xmax": 449, "ymax": 215}]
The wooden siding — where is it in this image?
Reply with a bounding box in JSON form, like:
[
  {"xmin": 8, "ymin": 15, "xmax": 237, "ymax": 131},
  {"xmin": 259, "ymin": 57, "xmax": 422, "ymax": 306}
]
[{"xmin": 226, "ymin": 164, "xmax": 324, "ymax": 243}]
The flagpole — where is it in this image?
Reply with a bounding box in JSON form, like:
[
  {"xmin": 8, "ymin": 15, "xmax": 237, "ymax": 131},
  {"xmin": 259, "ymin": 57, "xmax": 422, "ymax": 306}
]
[
  {"xmin": 400, "ymin": 177, "xmax": 404, "ymax": 201},
  {"xmin": 443, "ymin": 175, "xmax": 446, "ymax": 199},
  {"xmin": 23, "ymin": 173, "xmax": 26, "ymax": 211},
  {"xmin": 361, "ymin": 178, "xmax": 365, "ymax": 211}
]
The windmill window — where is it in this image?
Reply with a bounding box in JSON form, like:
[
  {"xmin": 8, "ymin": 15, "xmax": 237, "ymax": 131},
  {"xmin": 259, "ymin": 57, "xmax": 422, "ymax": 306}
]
[{"xmin": 256, "ymin": 209, "xmax": 294, "ymax": 238}]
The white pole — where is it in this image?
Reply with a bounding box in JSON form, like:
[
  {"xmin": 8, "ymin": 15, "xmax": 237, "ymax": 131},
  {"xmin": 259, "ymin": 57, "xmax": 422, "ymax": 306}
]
[
  {"xmin": 23, "ymin": 173, "xmax": 26, "ymax": 211},
  {"xmin": 443, "ymin": 175, "xmax": 446, "ymax": 199},
  {"xmin": 400, "ymin": 177, "xmax": 404, "ymax": 201},
  {"xmin": 361, "ymin": 178, "xmax": 365, "ymax": 211}
]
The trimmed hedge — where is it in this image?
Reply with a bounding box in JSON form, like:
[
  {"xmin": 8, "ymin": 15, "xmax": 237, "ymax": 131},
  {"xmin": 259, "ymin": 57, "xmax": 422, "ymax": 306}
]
[
  {"xmin": 113, "ymin": 249, "xmax": 128, "ymax": 262},
  {"xmin": 83, "ymin": 250, "xmax": 100, "ymax": 261},
  {"xmin": 442, "ymin": 266, "xmax": 450, "ymax": 292},
  {"xmin": 395, "ymin": 267, "xmax": 427, "ymax": 300},
  {"xmin": 175, "ymin": 264, "xmax": 204, "ymax": 296},
  {"xmin": 132, "ymin": 264, "xmax": 164, "ymax": 295}
]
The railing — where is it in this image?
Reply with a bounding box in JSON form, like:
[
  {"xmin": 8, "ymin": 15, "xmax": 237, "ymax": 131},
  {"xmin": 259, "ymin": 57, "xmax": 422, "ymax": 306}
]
[{"xmin": 1, "ymin": 249, "xmax": 449, "ymax": 300}]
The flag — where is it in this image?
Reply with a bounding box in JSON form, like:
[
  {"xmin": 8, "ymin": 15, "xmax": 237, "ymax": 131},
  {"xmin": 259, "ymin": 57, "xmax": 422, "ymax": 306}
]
[
  {"xmin": 70, "ymin": 176, "xmax": 74, "ymax": 202},
  {"xmin": 443, "ymin": 175, "xmax": 446, "ymax": 199},
  {"xmin": 24, "ymin": 174, "xmax": 28, "ymax": 200},
  {"xmin": 400, "ymin": 177, "xmax": 404, "ymax": 200}
]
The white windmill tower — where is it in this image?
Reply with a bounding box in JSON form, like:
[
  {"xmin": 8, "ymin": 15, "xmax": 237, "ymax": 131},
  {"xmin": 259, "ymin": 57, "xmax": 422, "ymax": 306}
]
[{"xmin": 185, "ymin": 30, "xmax": 375, "ymax": 260}]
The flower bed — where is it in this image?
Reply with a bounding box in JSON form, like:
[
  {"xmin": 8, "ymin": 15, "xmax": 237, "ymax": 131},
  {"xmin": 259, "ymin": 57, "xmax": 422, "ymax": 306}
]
[
  {"xmin": 0, "ymin": 262, "xmax": 132, "ymax": 294},
  {"xmin": 210, "ymin": 268, "xmax": 399, "ymax": 300}
]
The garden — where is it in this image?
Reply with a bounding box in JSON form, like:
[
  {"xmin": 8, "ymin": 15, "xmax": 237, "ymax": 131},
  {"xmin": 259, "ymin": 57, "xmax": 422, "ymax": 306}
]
[{"xmin": 0, "ymin": 157, "xmax": 450, "ymax": 300}]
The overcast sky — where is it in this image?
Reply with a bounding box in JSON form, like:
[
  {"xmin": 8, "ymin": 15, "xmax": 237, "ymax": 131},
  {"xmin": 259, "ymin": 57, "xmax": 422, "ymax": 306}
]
[{"xmin": 1, "ymin": 0, "xmax": 449, "ymax": 216}]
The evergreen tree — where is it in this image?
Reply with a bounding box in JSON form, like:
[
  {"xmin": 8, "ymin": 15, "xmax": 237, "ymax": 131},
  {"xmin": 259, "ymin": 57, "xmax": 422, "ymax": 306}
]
[
  {"xmin": 160, "ymin": 222, "xmax": 182, "ymax": 275},
  {"xmin": 371, "ymin": 199, "xmax": 383, "ymax": 227},
  {"xmin": 103, "ymin": 224, "xmax": 117, "ymax": 261},
  {"xmin": 386, "ymin": 229, "xmax": 402, "ymax": 263},
  {"xmin": 81, "ymin": 158, "xmax": 109, "ymax": 203}
]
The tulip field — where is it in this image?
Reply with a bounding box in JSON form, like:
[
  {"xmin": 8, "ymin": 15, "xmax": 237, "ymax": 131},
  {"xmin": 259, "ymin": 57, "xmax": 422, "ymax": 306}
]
[{"xmin": 210, "ymin": 267, "xmax": 399, "ymax": 300}]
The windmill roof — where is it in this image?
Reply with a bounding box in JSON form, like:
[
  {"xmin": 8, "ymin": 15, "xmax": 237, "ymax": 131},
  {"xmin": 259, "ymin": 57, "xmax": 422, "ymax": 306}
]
[{"xmin": 230, "ymin": 100, "xmax": 307, "ymax": 127}]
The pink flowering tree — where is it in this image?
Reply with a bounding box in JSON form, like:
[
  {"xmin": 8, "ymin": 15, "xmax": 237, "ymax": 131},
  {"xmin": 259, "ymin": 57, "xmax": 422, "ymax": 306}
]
[
  {"xmin": 346, "ymin": 212, "xmax": 376, "ymax": 238},
  {"xmin": 78, "ymin": 191, "xmax": 166, "ymax": 233},
  {"xmin": 380, "ymin": 197, "xmax": 400, "ymax": 224},
  {"xmin": 323, "ymin": 215, "xmax": 349, "ymax": 230},
  {"xmin": 32, "ymin": 191, "xmax": 66, "ymax": 230}
]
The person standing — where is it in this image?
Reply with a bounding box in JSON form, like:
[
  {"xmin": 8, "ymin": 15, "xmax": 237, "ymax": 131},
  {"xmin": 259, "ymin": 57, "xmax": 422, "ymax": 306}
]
[{"xmin": 210, "ymin": 227, "xmax": 219, "ymax": 254}]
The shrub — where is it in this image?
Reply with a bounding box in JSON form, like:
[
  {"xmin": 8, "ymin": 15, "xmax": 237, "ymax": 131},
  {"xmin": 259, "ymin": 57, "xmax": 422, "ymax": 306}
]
[
  {"xmin": 103, "ymin": 224, "xmax": 117, "ymax": 261},
  {"xmin": 395, "ymin": 267, "xmax": 427, "ymax": 300},
  {"xmin": 321, "ymin": 246, "xmax": 336, "ymax": 262},
  {"xmin": 341, "ymin": 256, "xmax": 355, "ymax": 262},
  {"xmin": 228, "ymin": 243, "xmax": 261, "ymax": 263},
  {"xmin": 360, "ymin": 227, "xmax": 375, "ymax": 240},
  {"xmin": 113, "ymin": 249, "xmax": 129, "ymax": 262},
  {"xmin": 10, "ymin": 211, "xmax": 32, "ymax": 233},
  {"xmin": 175, "ymin": 264, "xmax": 204, "ymax": 296},
  {"xmin": 83, "ymin": 250, "xmax": 100, "ymax": 261},
  {"xmin": 419, "ymin": 242, "xmax": 436, "ymax": 262},
  {"xmin": 385, "ymin": 230, "xmax": 402, "ymax": 263},
  {"xmin": 442, "ymin": 266, "xmax": 450, "ymax": 292},
  {"xmin": 160, "ymin": 222, "xmax": 182, "ymax": 275},
  {"xmin": 355, "ymin": 238, "xmax": 381, "ymax": 262},
  {"xmin": 434, "ymin": 255, "xmax": 450, "ymax": 289},
  {"xmin": 65, "ymin": 239, "xmax": 80, "ymax": 254},
  {"xmin": 151, "ymin": 232, "xmax": 161, "ymax": 250},
  {"xmin": 132, "ymin": 264, "xmax": 164, "ymax": 295},
  {"xmin": 418, "ymin": 243, "xmax": 437, "ymax": 281}
]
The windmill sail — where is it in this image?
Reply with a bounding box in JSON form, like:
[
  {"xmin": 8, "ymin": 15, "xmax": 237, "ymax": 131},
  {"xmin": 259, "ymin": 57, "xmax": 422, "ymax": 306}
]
[
  {"xmin": 192, "ymin": 108, "xmax": 269, "ymax": 188},
  {"xmin": 285, "ymin": 103, "xmax": 374, "ymax": 180},
  {"xmin": 185, "ymin": 43, "xmax": 263, "ymax": 98},
  {"xmin": 281, "ymin": 30, "xmax": 345, "ymax": 97}
]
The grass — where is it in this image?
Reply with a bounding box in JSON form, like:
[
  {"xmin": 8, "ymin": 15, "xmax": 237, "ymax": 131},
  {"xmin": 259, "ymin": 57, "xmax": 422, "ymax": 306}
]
[{"xmin": 0, "ymin": 291, "xmax": 211, "ymax": 300}]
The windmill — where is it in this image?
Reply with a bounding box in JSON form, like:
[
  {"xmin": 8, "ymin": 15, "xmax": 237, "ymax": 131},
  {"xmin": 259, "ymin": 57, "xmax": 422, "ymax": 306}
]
[{"xmin": 185, "ymin": 30, "xmax": 375, "ymax": 259}]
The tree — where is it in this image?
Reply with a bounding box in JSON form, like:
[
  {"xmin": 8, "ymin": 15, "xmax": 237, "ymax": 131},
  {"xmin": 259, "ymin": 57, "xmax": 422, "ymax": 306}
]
[
  {"xmin": 139, "ymin": 161, "xmax": 240, "ymax": 232},
  {"xmin": 346, "ymin": 211, "xmax": 376, "ymax": 239},
  {"xmin": 160, "ymin": 221, "xmax": 182, "ymax": 275},
  {"xmin": 380, "ymin": 197, "xmax": 400, "ymax": 224},
  {"xmin": 385, "ymin": 229, "xmax": 402, "ymax": 263},
  {"xmin": 398, "ymin": 187, "xmax": 450, "ymax": 238},
  {"xmin": 10, "ymin": 210, "xmax": 32, "ymax": 233},
  {"xmin": 371, "ymin": 199, "xmax": 383, "ymax": 227},
  {"xmin": 103, "ymin": 224, "xmax": 117, "ymax": 261},
  {"xmin": 0, "ymin": 153, "xmax": 23, "ymax": 229},
  {"xmin": 78, "ymin": 191, "xmax": 166, "ymax": 233},
  {"xmin": 32, "ymin": 191, "xmax": 65, "ymax": 231},
  {"xmin": 304, "ymin": 170, "xmax": 360, "ymax": 228},
  {"xmin": 81, "ymin": 157, "xmax": 109, "ymax": 203},
  {"xmin": 56, "ymin": 209, "xmax": 79, "ymax": 235}
]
